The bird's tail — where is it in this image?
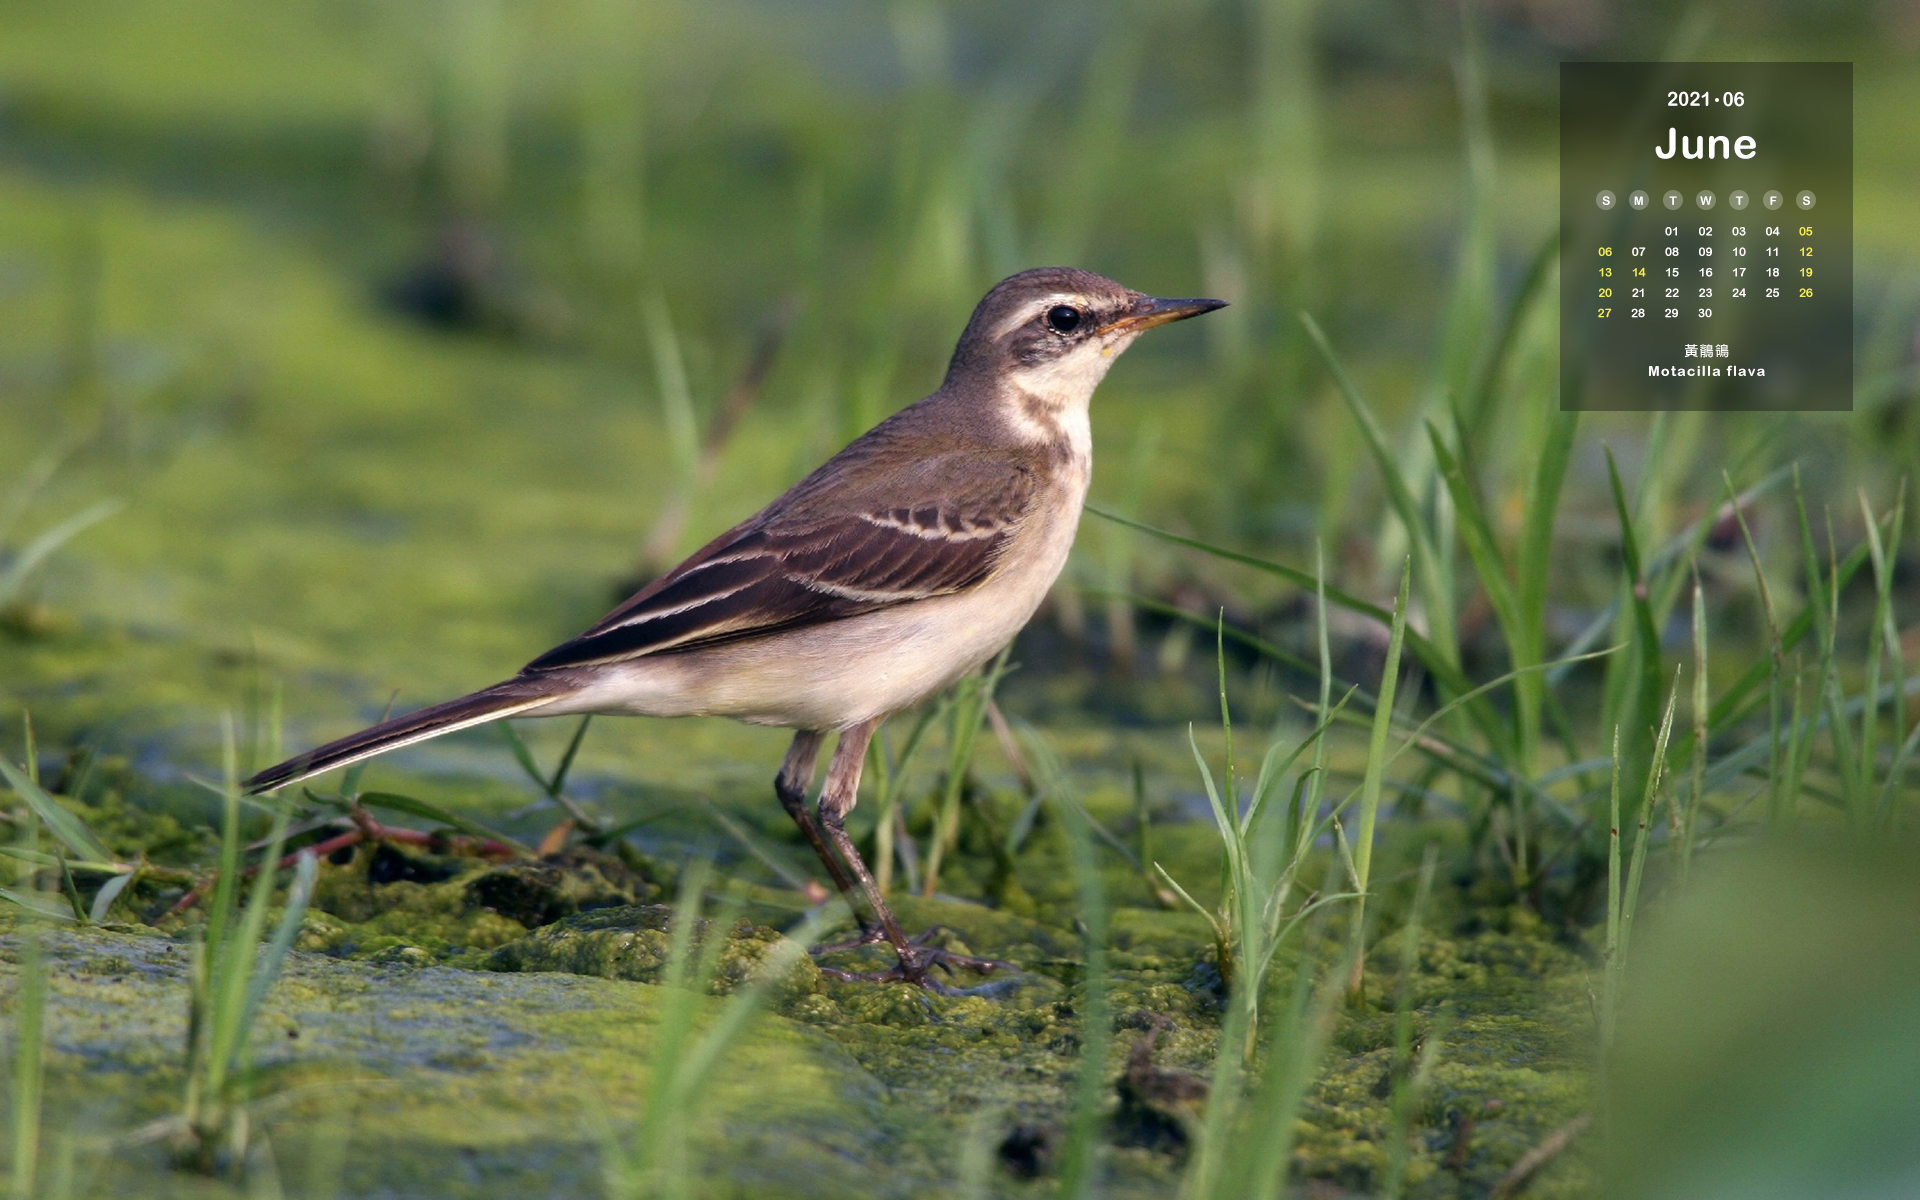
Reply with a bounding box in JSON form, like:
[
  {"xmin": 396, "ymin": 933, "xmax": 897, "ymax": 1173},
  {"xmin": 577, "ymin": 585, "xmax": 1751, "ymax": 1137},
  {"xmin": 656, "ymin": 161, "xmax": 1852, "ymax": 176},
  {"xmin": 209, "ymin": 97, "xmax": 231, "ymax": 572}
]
[{"xmin": 244, "ymin": 676, "xmax": 573, "ymax": 795}]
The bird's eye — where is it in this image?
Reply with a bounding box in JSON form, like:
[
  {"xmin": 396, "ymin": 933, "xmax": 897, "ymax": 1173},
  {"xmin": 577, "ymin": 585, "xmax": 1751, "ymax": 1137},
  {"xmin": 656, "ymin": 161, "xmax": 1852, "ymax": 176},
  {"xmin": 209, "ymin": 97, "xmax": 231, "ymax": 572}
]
[{"xmin": 1045, "ymin": 305, "xmax": 1082, "ymax": 335}]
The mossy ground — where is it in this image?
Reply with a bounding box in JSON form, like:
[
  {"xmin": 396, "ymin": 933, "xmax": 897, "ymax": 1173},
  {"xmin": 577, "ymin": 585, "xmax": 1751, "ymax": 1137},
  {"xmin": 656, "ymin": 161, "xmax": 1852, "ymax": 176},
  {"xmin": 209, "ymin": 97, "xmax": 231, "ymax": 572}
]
[{"xmin": 2, "ymin": 795, "xmax": 1597, "ymax": 1198}]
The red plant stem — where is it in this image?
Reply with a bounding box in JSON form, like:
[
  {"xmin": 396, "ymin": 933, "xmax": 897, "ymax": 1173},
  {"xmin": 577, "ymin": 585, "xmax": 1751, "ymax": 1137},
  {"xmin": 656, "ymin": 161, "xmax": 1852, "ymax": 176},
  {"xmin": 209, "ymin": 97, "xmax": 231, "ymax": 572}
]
[{"xmin": 164, "ymin": 814, "xmax": 521, "ymax": 916}]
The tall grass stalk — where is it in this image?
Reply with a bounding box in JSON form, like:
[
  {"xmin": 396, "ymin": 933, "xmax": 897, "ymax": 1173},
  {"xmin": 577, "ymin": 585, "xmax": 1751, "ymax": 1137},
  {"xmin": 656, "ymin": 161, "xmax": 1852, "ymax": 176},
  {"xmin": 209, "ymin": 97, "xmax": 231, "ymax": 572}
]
[
  {"xmin": 6, "ymin": 818, "xmax": 49, "ymax": 1200},
  {"xmin": 1600, "ymin": 672, "xmax": 1680, "ymax": 1056},
  {"xmin": 1050, "ymin": 785, "xmax": 1109, "ymax": 1200},
  {"xmin": 867, "ymin": 701, "xmax": 946, "ymax": 897},
  {"xmin": 1347, "ymin": 559, "xmax": 1412, "ymax": 997},
  {"xmin": 1680, "ymin": 572, "xmax": 1707, "ymax": 887},
  {"xmin": 177, "ymin": 720, "xmax": 318, "ymax": 1174},
  {"xmin": 921, "ymin": 652, "xmax": 1010, "ymax": 897},
  {"xmin": 1154, "ymin": 552, "xmax": 1357, "ymax": 1055},
  {"xmin": 1858, "ymin": 486, "xmax": 1908, "ymax": 828},
  {"xmin": 602, "ymin": 861, "xmax": 823, "ymax": 1200},
  {"xmin": 0, "ymin": 501, "xmax": 120, "ymax": 614},
  {"xmin": 1099, "ymin": 415, "xmax": 1162, "ymax": 674},
  {"xmin": 1186, "ymin": 901, "xmax": 1354, "ymax": 1200},
  {"xmin": 1382, "ymin": 847, "xmax": 1442, "ymax": 1200},
  {"xmin": 499, "ymin": 716, "xmax": 599, "ymax": 834},
  {"xmin": 1728, "ymin": 473, "xmax": 1791, "ymax": 829}
]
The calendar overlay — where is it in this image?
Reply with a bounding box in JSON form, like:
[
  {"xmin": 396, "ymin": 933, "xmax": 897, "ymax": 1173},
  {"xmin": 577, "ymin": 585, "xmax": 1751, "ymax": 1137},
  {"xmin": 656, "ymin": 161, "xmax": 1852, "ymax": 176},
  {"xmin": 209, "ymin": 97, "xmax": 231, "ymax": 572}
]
[{"xmin": 1560, "ymin": 62, "xmax": 1852, "ymax": 411}]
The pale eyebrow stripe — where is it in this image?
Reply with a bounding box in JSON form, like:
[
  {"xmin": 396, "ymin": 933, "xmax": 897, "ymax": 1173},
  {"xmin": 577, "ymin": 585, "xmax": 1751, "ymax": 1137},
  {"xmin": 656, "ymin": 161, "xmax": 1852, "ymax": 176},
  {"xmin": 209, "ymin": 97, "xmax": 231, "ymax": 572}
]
[{"xmin": 991, "ymin": 293, "xmax": 1085, "ymax": 340}]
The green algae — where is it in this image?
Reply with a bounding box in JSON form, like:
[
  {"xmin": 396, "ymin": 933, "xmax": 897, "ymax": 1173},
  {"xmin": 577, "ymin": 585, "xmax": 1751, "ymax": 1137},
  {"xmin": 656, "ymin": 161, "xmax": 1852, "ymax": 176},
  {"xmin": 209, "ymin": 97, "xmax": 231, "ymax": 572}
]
[
  {"xmin": 1, "ymin": 832, "xmax": 1603, "ymax": 1200},
  {"xmin": 3, "ymin": 760, "xmax": 1603, "ymax": 1197},
  {"xmin": 3, "ymin": 739, "xmax": 1601, "ymax": 1196},
  {"xmin": 487, "ymin": 903, "xmax": 824, "ymax": 1005},
  {"xmin": 293, "ymin": 840, "xmax": 661, "ymax": 964},
  {"xmin": 475, "ymin": 891, "xmax": 1598, "ymax": 1199},
  {"xmin": 1, "ymin": 922, "xmax": 927, "ymax": 1200}
]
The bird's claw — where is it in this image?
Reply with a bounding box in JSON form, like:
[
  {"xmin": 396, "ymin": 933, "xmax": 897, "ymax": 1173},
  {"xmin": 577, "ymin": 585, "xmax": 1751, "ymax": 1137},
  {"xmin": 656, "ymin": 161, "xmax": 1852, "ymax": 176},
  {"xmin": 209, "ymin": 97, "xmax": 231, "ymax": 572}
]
[{"xmin": 811, "ymin": 925, "xmax": 1017, "ymax": 993}]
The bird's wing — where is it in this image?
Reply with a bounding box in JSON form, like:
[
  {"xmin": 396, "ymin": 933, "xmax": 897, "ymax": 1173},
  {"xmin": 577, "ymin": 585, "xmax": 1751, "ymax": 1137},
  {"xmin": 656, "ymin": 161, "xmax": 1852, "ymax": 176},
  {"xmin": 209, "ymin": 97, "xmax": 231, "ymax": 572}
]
[{"xmin": 524, "ymin": 451, "xmax": 1037, "ymax": 670}]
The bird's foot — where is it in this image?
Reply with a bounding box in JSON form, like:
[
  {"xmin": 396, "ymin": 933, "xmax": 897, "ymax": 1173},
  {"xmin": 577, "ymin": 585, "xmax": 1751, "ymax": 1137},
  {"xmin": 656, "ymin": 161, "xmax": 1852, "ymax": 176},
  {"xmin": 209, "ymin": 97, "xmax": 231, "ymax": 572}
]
[
  {"xmin": 806, "ymin": 925, "xmax": 889, "ymax": 957},
  {"xmin": 813, "ymin": 926, "xmax": 1017, "ymax": 995}
]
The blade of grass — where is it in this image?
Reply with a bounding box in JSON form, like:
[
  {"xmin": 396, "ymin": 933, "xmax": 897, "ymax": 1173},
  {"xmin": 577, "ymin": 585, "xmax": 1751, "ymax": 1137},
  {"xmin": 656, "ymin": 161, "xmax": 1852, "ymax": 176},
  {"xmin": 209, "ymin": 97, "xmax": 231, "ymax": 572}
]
[
  {"xmin": 1084, "ymin": 507, "xmax": 1505, "ymax": 750},
  {"xmin": 869, "ymin": 699, "xmax": 946, "ymax": 896},
  {"xmin": 1681, "ymin": 569, "xmax": 1707, "ymax": 886},
  {"xmin": 497, "ymin": 722, "xmax": 601, "ymax": 832},
  {"xmin": 1603, "ymin": 447, "xmax": 1664, "ymax": 822},
  {"xmin": 89, "ymin": 870, "xmax": 135, "ymax": 923},
  {"xmin": 1458, "ymin": 232, "xmax": 1560, "ymax": 435},
  {"xmin": 1051, "ymin": 784, "xmax": 1109, "ymax": 1200},
  {"xmin": 7, "ymin": 856, "xmax": 48, "ymax": 1200},
  {"xmin": 1860, "ymin": 486, "xmax": 1908, "ymax": 827},
  {"xmin": 0, "ymin": 500, "xmax": 120, "ymax": 608},
  {"xmin": 922, "ymin": 651, "xmax": 1010, "ymax": 897},
  {"xmin": 1347, "ymin": 558, "xmax": 1411, "ymax": 999},
  {"xmin": 1300, "ymin": 313, "xmax": 1457, "ymax": 668},
  {"xmin": 1549, "ymin": 463, "xmax": 1790, "ymax": 686},
  {"xmin": 1382, "ymin": 848, "xmax": 1442, "ymax": 1200},
  {"xmin": 547, "ymin": 715, "xmax": 593, "ymax": 798},
  {"xmin": 1212, "ymin": 930, "xmax": 1355, "ymax": 1200},
  {"xmin": 0, "ymin": 758, "xmax": 114, "ymax": 867}
]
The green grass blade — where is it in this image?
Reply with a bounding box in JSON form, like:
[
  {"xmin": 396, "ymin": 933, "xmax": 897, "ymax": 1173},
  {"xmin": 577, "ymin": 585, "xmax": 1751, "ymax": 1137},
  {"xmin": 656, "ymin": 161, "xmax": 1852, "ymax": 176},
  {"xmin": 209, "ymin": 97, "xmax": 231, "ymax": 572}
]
[
  {"xmin": 1549, "ymin": 464, "xmax": 1792, "ymax": 688},
  {"xmin": 1085, "ymin": 507, "xmax": 1504, "ymax": 748},
  {"xmin": 495, "ymin": 722, "xmax": 550, "ymax": 794},
  {"xmin": 0, "ymin": 886, "xmax": 76, "ymax": 922},
  {"xmin": 0, "ymin": 499, "xmax": 120, "ymax": 607},
  {"xmin": 1300, "ymin": 312, "xmax": 1455, "ymax": 666},
  {"xmin": 1517, "ymin": 409, "xmax": 1579, "ymax": 691},
  {"xmin": 1347, "ymin": 558, "xmax": 1411, "ymax": 993},
  {"xmin": 1298, "ymin": 313, "xmax": 1433, "ymax": 571},
  {"xmin": 0, "ymin": 845, "xmax": 124, "ymax": 873},
  {"xmin": 1458, "ymin": 232, "xmax": 1560, "ymax": 433},
  {"xmin": 8, "ymin": 906, "xmax": 48, "ymax": 1199},
  {"xmin": 1601, "ymin": 725, "xmax": 1622, "ymax": 1051},
  {"xmin": 211, "ymin": 803, "xmax": 293, "ymax": 1094},
  {"xmin": 1618, "ymin": 671, "xmax": 1681, "ymax": 971},
  {"xmin": 1224, "ymin": 941, "xmax": 1354, "ymax": 1200},
  {"xmin": 1860, "ymin": 487, "xmax": 1907, "ymax": 826},
  {"xmin": 88, "ymin": 870, "xmax": 135, "ymax": 923},
  {"xmin": 1052, "ymin": 784, "xmax": 1110, "ymax": 1200},
  {"xmin": 0, "ymin": 758, "xmax": 114, "ymax": 866},
  {"xmin": 1427, "ymin": 421, "xmax": 1521, "ymax": 642},
  {"xmin": 1604, "ymin": 447, "xmax": 1664, "ymax": 805},
  {"xmin": 1381, "ymin": 848, "xmax": 1440, "ymax": 1200},
  {"xmin": 237, "ymin": 850, "xmax": 318, "ymax": 1044},
  {"xmin": 668, "ymin": 909, "xmax": 828, "ymax": 1101},
  {"xmin": 1682, "ymin": 570, "xmax": 1707, "ymax": 887},
  {"xmin": 644, "ymin": 293, "xmax": 701, "ymax": 487},
  {"xmin": 547, "ymin": 715, "xmax": 593, "ymax": 798}
]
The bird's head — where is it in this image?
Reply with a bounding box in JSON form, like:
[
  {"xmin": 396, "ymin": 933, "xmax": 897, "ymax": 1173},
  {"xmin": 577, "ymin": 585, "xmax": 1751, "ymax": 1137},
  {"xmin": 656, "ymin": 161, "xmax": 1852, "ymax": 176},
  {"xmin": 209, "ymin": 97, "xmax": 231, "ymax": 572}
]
[{"xmin": 943, "ymin": 267, "xmax": 1226, "ymax": 409}]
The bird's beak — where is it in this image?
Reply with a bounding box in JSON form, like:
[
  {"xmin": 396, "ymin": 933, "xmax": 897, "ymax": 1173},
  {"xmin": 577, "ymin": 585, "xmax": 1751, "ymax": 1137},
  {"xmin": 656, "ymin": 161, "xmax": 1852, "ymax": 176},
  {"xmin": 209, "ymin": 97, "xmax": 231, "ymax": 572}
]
[{"xmin": 1105, "ymin": 294, "xmax": 1229, "ymax": 335}]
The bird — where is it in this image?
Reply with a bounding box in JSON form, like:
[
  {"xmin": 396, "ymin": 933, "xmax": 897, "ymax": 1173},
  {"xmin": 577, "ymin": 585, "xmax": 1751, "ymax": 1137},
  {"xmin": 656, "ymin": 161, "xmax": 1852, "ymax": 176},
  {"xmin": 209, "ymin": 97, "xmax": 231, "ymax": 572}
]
[{"xmin": 246, "ymin": 266, "xmax": 1225, "ymax": 989}]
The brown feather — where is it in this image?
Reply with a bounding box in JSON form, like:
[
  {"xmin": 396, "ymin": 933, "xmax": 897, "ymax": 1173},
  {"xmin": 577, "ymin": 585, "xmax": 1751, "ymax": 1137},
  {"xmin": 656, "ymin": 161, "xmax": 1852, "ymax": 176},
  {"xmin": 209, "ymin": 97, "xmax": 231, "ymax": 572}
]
[{"xmin": 525, "ymin": 440, "xmax": 1041, "ymax": 671}]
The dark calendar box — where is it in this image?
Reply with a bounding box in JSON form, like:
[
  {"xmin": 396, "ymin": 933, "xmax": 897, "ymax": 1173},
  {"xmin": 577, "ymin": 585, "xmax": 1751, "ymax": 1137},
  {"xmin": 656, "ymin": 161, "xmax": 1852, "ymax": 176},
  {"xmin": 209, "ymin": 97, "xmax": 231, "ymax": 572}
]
[{"xmin": 1559, "ymin": 62, "xmax": 1852, "ymax": 411}]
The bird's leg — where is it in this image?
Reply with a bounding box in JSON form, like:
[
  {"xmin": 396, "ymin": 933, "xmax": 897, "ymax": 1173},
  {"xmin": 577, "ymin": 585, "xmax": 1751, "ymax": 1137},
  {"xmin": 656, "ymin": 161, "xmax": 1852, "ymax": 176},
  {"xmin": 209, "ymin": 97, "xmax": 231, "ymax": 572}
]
[
  {"xmin": 814, "ymin": 719, "xmax": 1013, "ymax": 991},
  {"xmin": 774, "ymin": 730, "xmax": 872, "ymax": 938},
  {"xmin": 812, "ymin": 720, "xmax": 916, "ymax": 965}
]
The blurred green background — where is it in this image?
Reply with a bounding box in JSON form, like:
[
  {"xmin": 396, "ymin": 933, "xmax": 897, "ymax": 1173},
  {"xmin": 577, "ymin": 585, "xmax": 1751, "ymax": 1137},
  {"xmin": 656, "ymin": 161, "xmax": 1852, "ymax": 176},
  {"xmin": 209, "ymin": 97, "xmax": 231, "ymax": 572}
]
[
  {"xmin": 1, "ymin": 0, "xmax": 1914, "ymax": 770},
  {"xmin": 3, "ymin": 3, "xmax": 1918, "ymax": 1196}
]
